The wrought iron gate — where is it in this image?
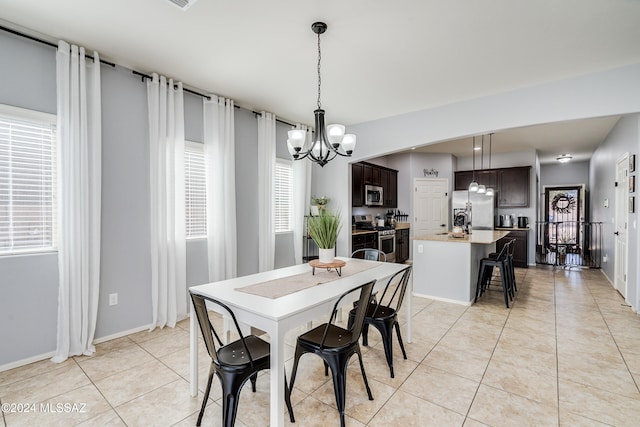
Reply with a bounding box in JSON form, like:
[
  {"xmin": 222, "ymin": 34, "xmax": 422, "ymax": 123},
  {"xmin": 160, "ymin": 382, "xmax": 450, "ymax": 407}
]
[{"xmin": 535, "ymin": 221, "xmax": 602, "ymax": 268}]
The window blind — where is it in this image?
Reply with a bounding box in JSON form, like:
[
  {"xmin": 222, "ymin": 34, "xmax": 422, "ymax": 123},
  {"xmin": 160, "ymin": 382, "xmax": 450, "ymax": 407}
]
[
  {"xmin": 0, "ymin": 113, "xmax": 57, "ymax": 254},
  {"xmin": 185, "ymin": 142, "xmax": 207, "ymax": 238},
  {"xmin": 274, "ymin": 159, "xmax": 293, "ymax": 233}
]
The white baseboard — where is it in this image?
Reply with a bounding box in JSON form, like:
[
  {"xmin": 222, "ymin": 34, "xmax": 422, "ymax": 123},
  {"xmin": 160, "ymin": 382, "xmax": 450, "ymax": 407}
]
[
  {"xmin": 412, "ymin": 292, "xmax": 472, "ymax": 306},
  {"xmin": 92, "ymin": 323, "xmax": 153, "ymax": 344},
  {"xmin": 1, "ymin": 323, "xmax": 157, "ymax": 373},
  {"xmin": 0, "ymin": 351, "xmax": 56, "ymax": 373},
  {"xmin": 599, "ymin": 269, "xmax": 614, "ymax": 286}
]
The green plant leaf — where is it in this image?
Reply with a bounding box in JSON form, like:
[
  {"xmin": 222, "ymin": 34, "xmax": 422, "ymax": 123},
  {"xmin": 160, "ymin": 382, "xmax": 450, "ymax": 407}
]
[{"xmin": 307, "ymin": 210, "xmax": 342, "ymax": 249}]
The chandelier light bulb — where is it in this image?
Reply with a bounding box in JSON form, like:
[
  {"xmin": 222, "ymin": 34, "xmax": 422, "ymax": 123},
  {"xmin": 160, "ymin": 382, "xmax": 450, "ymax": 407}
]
[
  {"xmin": 326, "ymin": 124, "xmax": 345, "ymax": 147},
  {"xmin": 469, "ymin": 181, "xmax": 479, "ymax": 192},
  {"xmin": 486, "ymin": 187, "xmax": 494, "ymax": 196},
  {"xmin": 341, "ymin": 134, "xmax": 356, "ymax": 154},
  {"xmin": 288, "ymin": 129, "xmax": 307, "ymax": 151},
  {"xmin": 477, "ymin": 184, "xmax": 486, "ymax": 194}
]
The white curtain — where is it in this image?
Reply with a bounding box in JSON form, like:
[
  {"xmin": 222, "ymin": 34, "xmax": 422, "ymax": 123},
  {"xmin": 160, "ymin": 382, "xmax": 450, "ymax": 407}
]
[
  {"xmin": 292, "ymin": 125, "xmax": 312, "ymax": 264},
  {"xmin": 147, "ymin": 74, "xmax": 187, "ymax": 330},
  {"xmin": 204, "ymin": 95, "xmax": 237, "ymax": 281},
  {"xmin": 52, "ymin": 41, "xmax": 102, "ymax": 362},
  {"xmin": 257, "ymin": 112, "xmax": 276, "ymax": 272}
]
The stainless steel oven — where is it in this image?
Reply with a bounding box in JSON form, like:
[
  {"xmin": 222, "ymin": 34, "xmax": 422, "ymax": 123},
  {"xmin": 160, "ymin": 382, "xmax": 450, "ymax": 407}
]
[{"xmin": 378, "ymin": 229, "xmax": 396, "ymax": 263}]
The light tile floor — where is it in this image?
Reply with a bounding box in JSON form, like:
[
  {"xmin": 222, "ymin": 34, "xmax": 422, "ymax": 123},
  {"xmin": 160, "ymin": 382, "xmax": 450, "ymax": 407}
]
[{"xmin": 2, "ymin": 266, "xmax": 640, "ymax": 426}]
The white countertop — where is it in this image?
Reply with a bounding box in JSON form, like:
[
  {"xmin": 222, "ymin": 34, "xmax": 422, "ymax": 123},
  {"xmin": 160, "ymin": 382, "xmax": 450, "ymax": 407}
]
[{"xmin": 412, "ymin": 230, "xmax": 510, "ymax": 244}]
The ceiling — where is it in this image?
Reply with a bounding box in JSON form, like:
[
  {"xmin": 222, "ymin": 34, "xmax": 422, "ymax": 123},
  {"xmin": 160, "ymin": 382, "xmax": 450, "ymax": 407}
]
[{"xmin": 1, "ymin": 0, "xmax": 639, "ymax": 163}]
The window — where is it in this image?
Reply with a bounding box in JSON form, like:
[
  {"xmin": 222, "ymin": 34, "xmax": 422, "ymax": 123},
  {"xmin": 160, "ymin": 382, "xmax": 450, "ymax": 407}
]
[
  {"xmin": 185, "ymin": 141, "xmax": 207, "ymax": 238},
  {"xmin": 274, "ymin": 159, "xmax": 293, "ymax": 233},
  {"xmin": 0, "ymin": 105, "xmax": 57, "ymax": 255}
]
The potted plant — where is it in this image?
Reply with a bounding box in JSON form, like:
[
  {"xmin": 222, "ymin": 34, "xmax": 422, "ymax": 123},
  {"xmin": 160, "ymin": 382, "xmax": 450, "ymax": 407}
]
[
  {"xmin": 311, "ymin": 195, "xmax": 329, "ymax": 214},
  {"xmin": 307, "ymin": 209, "xmax": 341, "ymax": 263}
]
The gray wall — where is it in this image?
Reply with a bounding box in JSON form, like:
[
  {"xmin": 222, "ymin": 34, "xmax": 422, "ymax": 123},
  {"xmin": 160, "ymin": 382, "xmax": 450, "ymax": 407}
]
[
  {"xmin": 0, "ymin": 30, "xmax": 296, "ymax": 367},
  {"xmin": 590, "ymin": 114, "xmax": 640, "ymax": 310},
  {"xmin": 540, "ymin": 160, "xmax": 590, "ymax": 188}
]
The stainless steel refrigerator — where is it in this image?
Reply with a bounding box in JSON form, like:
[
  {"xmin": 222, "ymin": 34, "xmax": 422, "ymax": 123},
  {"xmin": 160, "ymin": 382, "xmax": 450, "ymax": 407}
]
[{"xmin": 452, "ymin": 190, "xmax": 495, "ymax": 230}]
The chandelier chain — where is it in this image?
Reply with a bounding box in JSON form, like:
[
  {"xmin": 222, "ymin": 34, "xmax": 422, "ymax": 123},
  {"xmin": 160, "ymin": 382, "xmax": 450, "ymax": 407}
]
[{"xmin": 317, "ymin": 30, "xmax": 322, "ymax": 109}]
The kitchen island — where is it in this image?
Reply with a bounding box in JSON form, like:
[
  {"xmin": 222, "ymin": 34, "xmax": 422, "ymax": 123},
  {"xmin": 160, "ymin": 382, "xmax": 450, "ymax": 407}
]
[{"xmin": 412, "ymin": 230, "xmax": 510, "ymax": 305}]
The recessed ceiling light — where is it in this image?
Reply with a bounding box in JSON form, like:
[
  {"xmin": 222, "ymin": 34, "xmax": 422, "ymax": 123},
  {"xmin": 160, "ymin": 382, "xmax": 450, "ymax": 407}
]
[
  {"xmin": 474, "ymin": 147, "xmax": 481, "ymax": 151},
  {"xmin": 556, "ymin": 154, "xmax": 573, "ymax": 163}
]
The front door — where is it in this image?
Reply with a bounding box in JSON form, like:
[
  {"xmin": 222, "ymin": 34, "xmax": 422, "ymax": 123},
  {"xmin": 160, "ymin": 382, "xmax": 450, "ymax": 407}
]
[
  {"xmin": 414, "ymin": 178, "xmax": 449, "ymax": 237},
  {"xmin": 614, "ymin": 154, "xmax": 629, "ymax": 297}
]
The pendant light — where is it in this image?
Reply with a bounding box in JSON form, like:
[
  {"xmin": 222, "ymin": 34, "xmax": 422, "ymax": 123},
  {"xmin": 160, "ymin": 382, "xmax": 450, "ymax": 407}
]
[
  {"xmin": 477, "ymin": 135, "xmax": 486, "ymax": 194},
  {"xmin": 485, "ymin": 133, "xmax": 495, "ymax": 196},
  {"xmin": 287, "ymin": 21, "xmax": 356, "ymax": 167},
  {"xmin": 468, "ymin": 136, "xmax": 479, "ymax": 192}
]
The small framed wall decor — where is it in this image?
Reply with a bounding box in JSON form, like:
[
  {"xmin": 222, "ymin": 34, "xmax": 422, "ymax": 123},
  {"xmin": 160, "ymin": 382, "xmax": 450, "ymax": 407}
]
[
  {"xmin": 630, "ymin": 196, "xmax": 635, "ymax": 213},
  {"xmin": 630, "ymin": 154, "xmax": 636, "ymax": 173},
  {"xmin": 630, "ymin": 175, "xmax": 636, "ymax": 193}
]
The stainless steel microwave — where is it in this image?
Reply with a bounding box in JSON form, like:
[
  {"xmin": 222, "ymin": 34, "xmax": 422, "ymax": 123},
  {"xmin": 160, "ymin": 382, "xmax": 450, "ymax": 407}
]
[{"xmin": 365, "ymin": 185, "xmax": 383, "ymax": 206}]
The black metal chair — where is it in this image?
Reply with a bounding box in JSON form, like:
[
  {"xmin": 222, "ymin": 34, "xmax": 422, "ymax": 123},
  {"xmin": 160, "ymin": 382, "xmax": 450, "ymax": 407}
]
[
  {"xmin": 190, "ymin": 291, "xmax": 293, "ymax": 427},
  {"xmin": 475, "ymin": 240, "xmax": 514, "ymax": 307},
  {"xmin": 287, "ymin": 280, "xmax": 376, "ymax": 427},
  {"xmin": 351, "ymin": 248, "xmax": 386, "ymax": 262},
  {"xmin": 488, "ymin": 238, "xmax": 517, "ymax": 296},
  {"xmin": 347, "ymin": 266, "xmax": 412, "ymax": 378}
]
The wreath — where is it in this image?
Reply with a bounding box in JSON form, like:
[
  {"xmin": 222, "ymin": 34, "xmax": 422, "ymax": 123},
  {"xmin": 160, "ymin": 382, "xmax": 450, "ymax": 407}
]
[{"xmin": 551, "ymin": 193, "xmax": 576, "ymax": 214}]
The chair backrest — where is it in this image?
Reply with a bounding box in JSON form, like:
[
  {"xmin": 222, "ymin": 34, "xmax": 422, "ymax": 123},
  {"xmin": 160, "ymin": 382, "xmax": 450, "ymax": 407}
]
[
  {"xmin": 373, "ymin": 266, "xmax": 412, "ymax": 315},
  {"xmin": 319, "ymin": 280, "xmax": 375, "ymax": 349},
  {"xmin": 507, "ymin": 238, "xmax": 517, "ymax": 257},
  {"xmin": 351, "ymin": 248, "xmax": 386, "ymax": 262},
  {"xmin": 189, "ymin": 291, "xmax": 256, "ymax": 366},
  {"xmin": 494, "ymin": 240, "xmax": 511, "ymax": 261}
]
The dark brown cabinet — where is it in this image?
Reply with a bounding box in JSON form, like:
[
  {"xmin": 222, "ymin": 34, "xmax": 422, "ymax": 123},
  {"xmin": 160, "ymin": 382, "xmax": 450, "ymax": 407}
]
[
  {"xmin": 454, "ymin": 170, "xmax": 475, "ymax": 190},
  {"xmin": 498, "ymin": 167, "xmax": 530, "ymax": 208},
  {"xmin": 353, "ymin": 162, "xmax": 398, "ymax": 208},
  {"xmin": 395, "ymin": 228, "xmax": 410, "ymax": 263},
  {"xmin": 352, "ymin": 163, "xmax": 364, "ymax": 207},
  {"xmin": 363, "ymin": 164, "xmax": 381, "ymax": 185},
  {"xmin": 352, "ymin": 232, "xmax": 378, "ymax": 253},
  {"xmin": 454, "ymin": 166, "xmax": 530, "ymax": 208},
  {"xmin": 497, "ymin": 229, "xmax": 529, "ymax": 268},
  {"xmin": 386, "ymin": 170, "xmax": 398, "ymax": 208}
]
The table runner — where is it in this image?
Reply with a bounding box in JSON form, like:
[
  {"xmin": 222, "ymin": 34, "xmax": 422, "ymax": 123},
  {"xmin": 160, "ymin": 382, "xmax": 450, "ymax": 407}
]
[{"xmin": 237, "ymin": 259, "xmax": 381, "ymax": 299}]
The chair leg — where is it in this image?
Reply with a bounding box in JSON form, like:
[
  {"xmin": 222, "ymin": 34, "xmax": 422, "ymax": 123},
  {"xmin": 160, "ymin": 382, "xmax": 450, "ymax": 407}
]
[
  {"xmin": 197, "ymin": 365, "xmax": 216, "ymax": 426},
  {"xmin": 498, "ymin": 264, "xmax": 510, "ymax": 308},
  {"xmin": 327, "ymin": 359, "xmax": 348, "ymax": 427},
  {"xmin": 355, "ymin": 347, "xmax": 374, "ymax": 401},
  {"xmin": 361, "ymin": 323, "xmax": 370, "ymax": 346},
  {"xmin": 284, "ymin": 374, "xmax": 295, "ymax": 423},
  {"xmin": 378, "ymin": 322, "xmax": 395, "ymax": 378},
  {"xmin": 219, "ymin": 373, "xmax": 245, "ymax": 427},
  {"xmin": 250, "ymin": 372, "xmax": 258, "ymax": 392},
  {"xmin": 394, "ymin": 321, "xmax": 408, "ymax": 360}
]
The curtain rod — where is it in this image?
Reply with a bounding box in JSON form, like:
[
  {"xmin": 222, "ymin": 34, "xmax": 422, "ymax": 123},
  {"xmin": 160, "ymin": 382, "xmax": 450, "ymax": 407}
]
[
  {"xmin": 132, "ymin": 70, "xmax": 212, "ymax": 100},
  {"xmin": 0, "ymin": 24, "xmax": 115, "ymax": 67},
  {"xmin": 2, "ymin": 24, "xmax": 298, "ymax": 128},
  {"xmin": 134, "ymin": 71, "xmax": 296, "ymax": 127}
]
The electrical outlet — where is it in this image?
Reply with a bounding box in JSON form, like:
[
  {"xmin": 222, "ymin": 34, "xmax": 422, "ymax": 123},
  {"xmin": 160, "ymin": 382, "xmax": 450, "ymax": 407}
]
[
  {"xmin": 603, "ymin": 255, "xmax": 608, "ymax": 263},
  {"xmin": 109, "ymin": 293, "xmax": 118, "ymax": 306},
  {"xmin": 418, "ymin": 244, "xmax": 424, "ymax": 254}
]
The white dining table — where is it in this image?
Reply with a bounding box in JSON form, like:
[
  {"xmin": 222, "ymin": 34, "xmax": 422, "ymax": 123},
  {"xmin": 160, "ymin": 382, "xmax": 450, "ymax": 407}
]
[{"xmin": 188, "ymin": 257, "xmax": 411, "ymax": 427}]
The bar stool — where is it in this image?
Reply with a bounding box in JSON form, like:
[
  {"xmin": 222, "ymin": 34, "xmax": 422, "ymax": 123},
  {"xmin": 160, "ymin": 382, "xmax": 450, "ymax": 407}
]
[
  {"xmin": 475, "ymin": 240, "xmax": 513, "ymax": 307},
  {"xmin": 487, "ymin": 238, "xmax": 517, "ymax": 297}
]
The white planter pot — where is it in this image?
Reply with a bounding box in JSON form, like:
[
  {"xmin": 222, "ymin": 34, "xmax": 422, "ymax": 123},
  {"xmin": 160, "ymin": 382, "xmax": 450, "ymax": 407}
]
[{"xmin": 318, "ymin": 248, "xmax": 335, "ymax": 264}]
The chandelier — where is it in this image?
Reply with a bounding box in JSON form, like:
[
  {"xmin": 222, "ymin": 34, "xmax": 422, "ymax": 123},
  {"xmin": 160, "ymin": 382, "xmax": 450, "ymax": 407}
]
[{"xmin": 287, "ymin": 22, "xmax": 356, "ymax": 167}]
